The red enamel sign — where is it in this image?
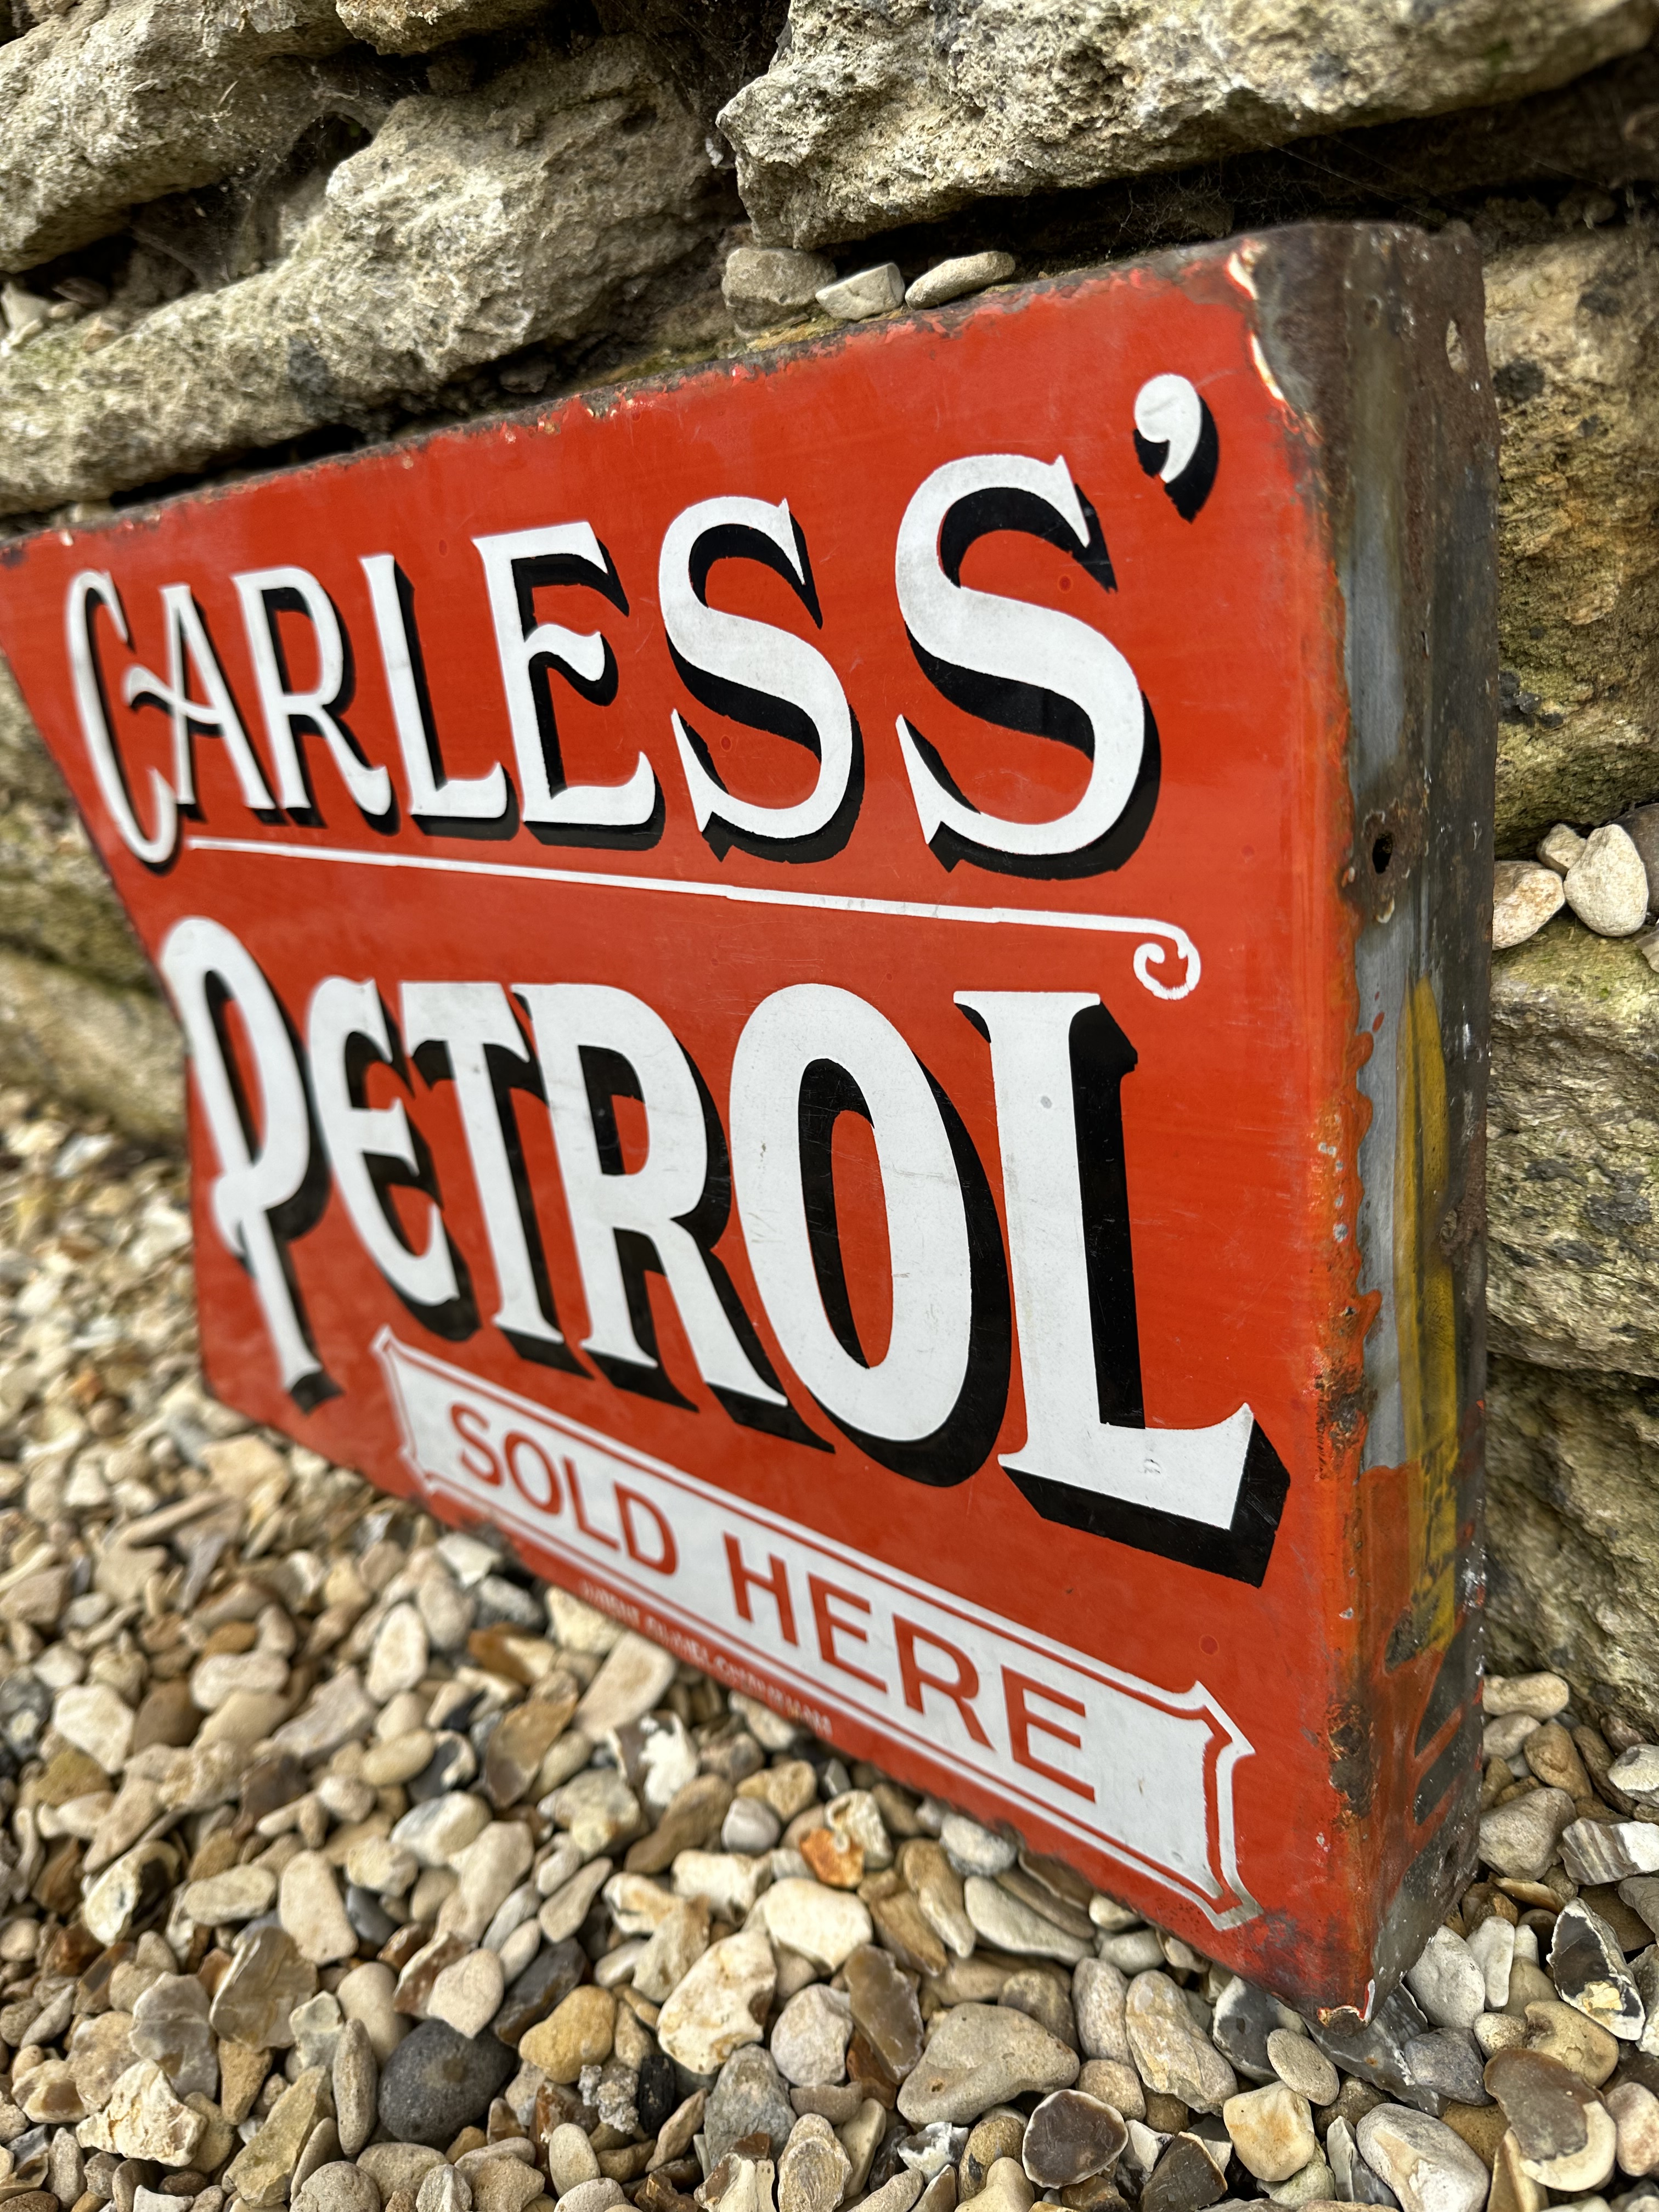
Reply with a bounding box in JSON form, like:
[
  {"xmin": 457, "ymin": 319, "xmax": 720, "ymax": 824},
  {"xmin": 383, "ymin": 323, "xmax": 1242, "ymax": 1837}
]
[{"xmin": 0, "ymin": 225, "xmax": 1496, "ymax": 2016}]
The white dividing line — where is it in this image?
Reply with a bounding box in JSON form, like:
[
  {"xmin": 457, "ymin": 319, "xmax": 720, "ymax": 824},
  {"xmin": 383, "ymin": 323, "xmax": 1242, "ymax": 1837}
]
[{"xmin": 187, "ymin": 834, "xmax": 1201, "ymax": 998}]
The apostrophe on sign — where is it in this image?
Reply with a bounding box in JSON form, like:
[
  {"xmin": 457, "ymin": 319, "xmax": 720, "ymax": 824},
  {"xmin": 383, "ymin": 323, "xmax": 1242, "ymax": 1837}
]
[{"xmin": 1133, "ymin": 374, "xmax": 1218, "ymax": 520}]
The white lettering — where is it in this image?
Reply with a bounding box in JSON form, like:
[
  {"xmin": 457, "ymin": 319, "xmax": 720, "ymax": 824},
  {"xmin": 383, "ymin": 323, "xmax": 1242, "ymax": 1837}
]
[
  {"xmin": 159, "ymin": 917, "xmax": 320, "ymax": 1398},
  {"xmin": 730, "ymin": 983, "xmax": 972, "ymax": 1442},
  {"xmin": 516, "ymin": 981, "xmax": 786, "ymax": 1406},
  {"xmin": 658, "ymin": 495, "xmax": 855, "ymax": 849},
  {"xmin": 473, "ymin": 524, "xmax": 656, "ymax": 830},
  {"xmin": 894, "ymin": 453, "xmax": 1145, "ymax": 863},
  {"xmin": 64, "ymin": 571, "xmax": 177, "ymax": 865},
  {"xmin": 308, "ymin": 975, "xmax": 456, "ymax": 1310},
  {"xmin": 124, "ymin": 583, "xmax": 274, "ymax": 812},
  {"xmin": 361, "ymin": 552, "xmax": 509, "ymax": 823},
  {"xmin": 234, "ymin": 567, "xmax": 391, "ymax": 819}
]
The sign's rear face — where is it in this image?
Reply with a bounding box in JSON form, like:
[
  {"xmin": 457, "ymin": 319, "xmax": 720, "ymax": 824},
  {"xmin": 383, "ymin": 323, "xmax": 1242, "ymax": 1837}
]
[{"xmin": 0, "ymin": 225, "xmax": 1497, "ymax": 2016}]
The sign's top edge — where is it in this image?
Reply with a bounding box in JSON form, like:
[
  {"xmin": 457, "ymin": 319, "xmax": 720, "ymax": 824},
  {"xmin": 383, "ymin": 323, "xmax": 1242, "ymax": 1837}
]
[{"xmin": 0, "ymin": 218, "xmax": 1450, "ymax": 569}]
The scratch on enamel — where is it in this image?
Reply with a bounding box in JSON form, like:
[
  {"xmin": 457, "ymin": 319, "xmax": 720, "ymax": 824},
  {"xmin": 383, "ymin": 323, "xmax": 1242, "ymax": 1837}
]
[{"xmin": 1251, "ymin": 333, "xmax": 1289, "ymax": 407}]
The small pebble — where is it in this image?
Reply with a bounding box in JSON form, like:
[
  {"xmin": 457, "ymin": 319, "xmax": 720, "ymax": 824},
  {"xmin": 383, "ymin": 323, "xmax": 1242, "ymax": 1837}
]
[
  {"xmin": 905, "ymin": 252, "xmax": 1016, "ymax": 309},
  {"xmin": 816, "ymin": 264, "xmax": 906, "ymax": 321},
  {"xmin": 1493, "ymin": 859, "xmax": 1566, "ymax": 948}
]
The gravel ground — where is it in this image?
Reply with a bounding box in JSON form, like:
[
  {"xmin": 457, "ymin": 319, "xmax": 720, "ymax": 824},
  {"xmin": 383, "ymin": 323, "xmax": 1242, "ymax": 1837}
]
[{"xmin": 0, "ymin": 1094, "xmax": 1654, "ymax": 2212}]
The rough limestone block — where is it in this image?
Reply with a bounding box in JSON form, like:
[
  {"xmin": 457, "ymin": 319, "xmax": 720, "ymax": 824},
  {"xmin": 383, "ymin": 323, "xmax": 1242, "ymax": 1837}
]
[
  {"xmin": 717, "ymin": 0, "xmax": 1658, "ymax": 249},
  {"xmin": 0, "ymin": 38, "xmax": 719, "ymax": 511},
  {"xmin": 0, "ymin": 806, "xmax": 151, "ymax": 990},
  {"xmin": 336, "ymin": 0, "xmax": 558, "ymax": 54},
  {"xmin": 0, "ymin": 0, "xmax": 356, "ymax": 273},
  {"xmin": 0, "ymin": 656, "xmax": 70, "ymax": 811},
  {"xmin": 0, "ymin": 946, "xmax": 180, "ymax": 1139},
  {"xmin": 1488, "ymin": 921, "xmax": 1659, "ymax": 1379},
  {"xmin": 1487, "ymin": 1355, "xmax": 1659, "ymax": 1735},
  {"xmin": 0, "ymin": 658, "xmax": 151, "ymax": 988},
  {"xmin": 1487, "ymin": 219, "xmax": 1659, "ymax": 851}
]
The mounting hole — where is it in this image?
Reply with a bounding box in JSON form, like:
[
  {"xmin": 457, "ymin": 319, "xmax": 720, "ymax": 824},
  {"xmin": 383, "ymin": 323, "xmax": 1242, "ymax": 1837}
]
[{"xmin": 1372, "ymin": 833, "xmax": 1394, "ymax": 876}]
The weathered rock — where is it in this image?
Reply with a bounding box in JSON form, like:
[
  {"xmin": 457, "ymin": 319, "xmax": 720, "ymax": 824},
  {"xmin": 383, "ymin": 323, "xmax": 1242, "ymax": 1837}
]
[
  {"xmin": 629, "ymin": 1774, "xmax": 733, "ymax": 1872},
  {"xmin": 280, "ymin": 1851, "xmax": 360, "ymax": 1966},
  {"xmin": 1406, "ymin": 1931, "xmax": 1487, "ymax": 2033},
  {"xmin": 778, "ymin": 2111, "xmax": 853, "ymax": 2212},
  {"xmin": 544, "ymin": 1769, "xmax": 640, "ymax": 1859},
  {"xmin": 1486, "ymin": 1357, "xmax": 1659, "ymax": 1734},
  {"xmin": 1486, "ymin": 2044, "xmax": 1610, "ymax": 2185},
  {"xmin": 763, "ymin": 1881, "xmax": 873, "ymax": 1971},
  {"xmin": 361, "ymin": 2144, "xmax": 446, "ymax": 2202},
  {"xmin": 1356, "ymin": 2103, "xmax": 1489, "ymax": 2212},
  {"xmin": 656, "ymin": 1928, "xmax": 776, "ymax": 2074},
  {"xmin": 224, "ymin": 2067, "xmax": 327, "ymax": 2206},
  {"xmin": 815, "ymin": 264, "xmax": 905, "ymax": 321},
  {"xmin": 722, "ymin": 246, "xmax": 836, "ymax": 334},
  {"xmin": 1019, "ymin": 2090, "xmax": 1127, "ymax": 2186},
  {"xmin": 296, "ymin": 2163, "xmax": 381, "ymax": 2212},
  {"xmin": 518, "ymin": 1985, "xmax": 614, "ymax": 2082},
  {"xmin": 0, "ymin": 943, "xmax": 180, "ymax": 1138},
  {"xmin": 1493, "ymin": 862, "xmax": 1565, "ymax": 951},
  {"xmin": 1564, "ymin": 824, "xmax": 1649, "ymax": 937},
  {"xmin": 1072, "ymin": 1960, "xmax": 1132, "ymax": 2066},
  {"xmin": 69, "ymin": 2009, "xmax": 140, "ymax": 2110},
  {"xmin": 845, "ymin": 1945, "xmax": 924, "ymax": 2079},
  {"xmin": 1223, "ymin": 2082, "xmax": 1317, "ymax": 2185},
  {"xmin": 1476, "ymin": 1786, "xmax": 1576, "ymax": 1880},
  {"xmin": 428, "ymin": 1946, "xmax": 505, "ymax": 2038},
  {"xmin": 1549, "ymin": 1900, "xmax": 1645, "ymax": 2038},
  {"xmin": 101, "ymin": 2059, "xmax": 207, "ymax": 2165},
  {"xmin": 0, "ymin": 38, "xmax": 719, "ymax": 511},
  {"xmin": 624, "ymin": 1895, "xmax": 707, "ymax": 2006},
  {"xmin": 1538, "ymin": 827, "xmax": 1588, "ymax": 879},
  {"xmin": 1606, "ymin": 2078, "xmax": 1659, "ymax": 2174},
  {"xmin": 998, "ymin": 1968, "xmax": 1076, "ymax": 2055},
  {"xmin": 967, "ymin": 2158, "xmax": 1033, "ymax": 2212},
  {"xmin": 1402, "ymin": 2029, "xmax": 1487, "ymax": 2108},
  {"xmin": 708, "ymin": 2045, "xmax": 798, "ymax": 2165},
  {"xmin": 962, "ymin": 1877, "xmax": 1091, "ymax": 1966},
  {"xmin": 546, "ymin": 2121, "xmax": 602, "ymax": 2194},
  {"xmin": 183, "ymin": 1864, "xmax": 279, "ymax": 1923},
  {"xmin": 774, "ymin": 1982, "xmax": 854, "ymax": 2086},
  {"xmin": 718, "ymin": 2, "xmax": 1655, "ymax": 250},
  {"xmin": 1487, "ymin": 219, "xmax": 1659, "ymax": 847},
  {"xmin": 906, "ymin": 253, "xmax": 1015, "ymax": 309},
  {"xmin": 1141, "ymin": 2133, "xmax": 1226, "ymax": 2212},
  {"xmin": 673, "ymin": 1847, "xmax": 766, "ymax": 1922},
  {"xmin": 1267, "ymin": 2030, "xmax": 1339, "ymax": 2108},
  {"xmin": 484, "ymin": 1695, "xmax": 577, "ymax": 1808},
  {"xmin": 335, "ymin": 0, "xmax": 550, "ymax": 54},
  {"xmin": 129, "ymin": 1974, "xmax": 216, "ymax": 2098},
  {"xmin": 898, "ymin": 2004, "xmax": 1078, "ymax": 2125},
  {"xmin": 573, "ymin": 1630, "xmax": 679, "ymax": 1737},
  {"xmin": 1126, "ymin": 1974, "xmax": 1238, "ymax": 2114},
  {"xmin": 902, "ymin": 1843, "xmax": 976, "ymax": 1961},
  {"xmin": 333, "ymin": 2018, "xmax": 377, "ymax": 2158},
  {"xmin": 0, "ymin": 0, "xmax": 353, "ymax": 272},
  {"xmin": 448, "ymin": 1821, "xmax": 536, "ymax": 1940},
  {"xmin": 1518, "ymin": 1997, "xmax": 1618, "ymax": 2084},
  {"xmin": 377, "ymin": 2018, "xmax": 517, "ymax": 2148}
]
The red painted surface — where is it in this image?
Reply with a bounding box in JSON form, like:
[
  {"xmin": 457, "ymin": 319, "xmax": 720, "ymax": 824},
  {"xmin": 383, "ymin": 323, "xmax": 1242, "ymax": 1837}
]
[{"xmin": 0, "ymin": 242, "xmax": 1470, "ymax": 2011}]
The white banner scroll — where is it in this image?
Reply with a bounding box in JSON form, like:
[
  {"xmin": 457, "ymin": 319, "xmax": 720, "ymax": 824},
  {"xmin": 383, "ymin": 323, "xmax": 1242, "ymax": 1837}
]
[{"xmin": 375, "ymin": 1330, "xmax": 1261, "ymax": 1927}]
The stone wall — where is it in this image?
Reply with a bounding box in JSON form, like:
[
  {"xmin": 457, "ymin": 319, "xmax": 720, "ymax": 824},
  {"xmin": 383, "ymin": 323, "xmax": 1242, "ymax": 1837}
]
[{"xmin": 3, "ymin": 0, "xmax": 1659, "ymax": 1709}]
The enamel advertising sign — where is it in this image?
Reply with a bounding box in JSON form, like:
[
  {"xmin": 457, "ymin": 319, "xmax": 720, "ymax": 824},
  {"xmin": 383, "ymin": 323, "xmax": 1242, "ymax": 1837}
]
[{"xmin": 0, "ymin": 224, "xmax": 1496, "ymax": 2015}]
